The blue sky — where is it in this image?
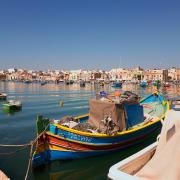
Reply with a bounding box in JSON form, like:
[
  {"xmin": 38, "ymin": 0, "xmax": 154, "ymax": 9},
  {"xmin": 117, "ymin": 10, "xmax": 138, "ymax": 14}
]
[{"xmin": 0, "ymin": 0, "xmax": 179, "ymax": 70}]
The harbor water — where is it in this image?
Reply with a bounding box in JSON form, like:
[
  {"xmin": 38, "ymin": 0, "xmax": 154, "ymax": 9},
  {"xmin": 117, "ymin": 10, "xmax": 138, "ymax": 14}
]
[{"xmin": 0, "ymin": 82, "xmax": 179, "ymax": 180}]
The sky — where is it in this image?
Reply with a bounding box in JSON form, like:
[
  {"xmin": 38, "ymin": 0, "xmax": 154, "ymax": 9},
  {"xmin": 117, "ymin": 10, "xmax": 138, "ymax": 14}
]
[{"xmin": 0, "ymin": 0, "xmax": 179, "ymax": 70}]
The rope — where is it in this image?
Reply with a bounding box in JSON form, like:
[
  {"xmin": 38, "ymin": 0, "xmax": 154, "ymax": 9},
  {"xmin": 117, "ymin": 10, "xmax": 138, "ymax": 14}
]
[
  {"xmin": 0, "ymin": 122, "xmax": 50, "ymax": 180},
  {"xmin": 24, "ymin": 141, "xmax": 34, "ymax": 180},
  {"xmin": 0, "ymin": 146, "xmax": 28, "ymax": 156},
  {"xmin": 0, "ymin": 143, "xmax": 31, "ymax": 147}
]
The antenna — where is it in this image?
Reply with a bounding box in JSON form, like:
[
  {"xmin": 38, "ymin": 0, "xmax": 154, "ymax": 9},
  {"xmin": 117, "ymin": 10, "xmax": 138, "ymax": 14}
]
[{"xmin": 119, "ymin": 56, "xmax": 122, "ymax": 69}]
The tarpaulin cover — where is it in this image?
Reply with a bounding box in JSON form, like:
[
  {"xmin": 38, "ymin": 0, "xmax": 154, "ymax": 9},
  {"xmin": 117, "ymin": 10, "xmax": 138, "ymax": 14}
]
[{"xmin": 88, "ymin": 99, "xmax": 126, "ymax": 133}]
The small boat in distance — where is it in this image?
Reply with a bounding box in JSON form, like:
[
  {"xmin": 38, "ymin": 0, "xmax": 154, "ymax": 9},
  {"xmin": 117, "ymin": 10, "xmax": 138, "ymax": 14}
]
[
  {"xmin": 80, "ymin": 80, "xmax": 85, "ymax": 87},
  {"xmin": 32, "ymin": 91, "xmax": 169, "ymax": 167},
  {"xmin": 108, "ymin": 97, "xmax": 180, "ymax": 180},
  {"xmin": 140, "ymin": 81, "xmax": 147, "ymax": 87},
  {"xmin": 111, "ymin": 81, "xmax": 122, "ymax": 88},
  {"xmin": 24, "ymin": 80, "xmax": 32, "ymax": 84},
  {"xmin": 40, "ymin": 81, "xmax": 47, "ymax": 86},
  {"xmin": 0, "ymin": 93, "xmax": 7, "ymax": 100},
  {"xmin": 163, "ymin": 82, "xmax": 171, "ymax": 87},
  {"xmin": 152, "ymin": 80, "xmax": 161, "ymax": 87},
  {"xmin": 2, "ymin": 100, "xmax": 22, "ymax": 111}
]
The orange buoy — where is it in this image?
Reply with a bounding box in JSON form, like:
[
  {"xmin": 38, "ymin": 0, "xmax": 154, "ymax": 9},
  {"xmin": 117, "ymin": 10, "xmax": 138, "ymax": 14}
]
[{"xmin": 114, "ymin": 91, "xmax": 121, "ymax": 97}]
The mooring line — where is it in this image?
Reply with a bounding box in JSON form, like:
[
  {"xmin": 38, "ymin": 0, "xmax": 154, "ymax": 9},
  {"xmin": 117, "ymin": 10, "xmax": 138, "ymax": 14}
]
[{"xmin": 0, "ymin": 123, "xmax": 50, "ymax": 180}]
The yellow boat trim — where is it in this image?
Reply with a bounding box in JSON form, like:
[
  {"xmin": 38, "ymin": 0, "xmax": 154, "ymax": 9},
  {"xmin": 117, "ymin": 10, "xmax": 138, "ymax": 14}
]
[
  {"xmin": 34, "ymin": 143, "xmax": 71, "ymax": 154},
  {"xmin": 48, "ymin": 144, "xmax": 72, "ymax": 151},
  {"xmin": 74, "ymin": 113, "xmax": 89, "ymax": 121},
  {"xmin": 52, "ymin": 101, "xmax": 170, "ymax": 138}
]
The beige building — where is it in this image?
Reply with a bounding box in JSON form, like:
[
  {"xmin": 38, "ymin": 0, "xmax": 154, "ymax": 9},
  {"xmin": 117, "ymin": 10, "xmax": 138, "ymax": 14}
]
[
  {"xmin": 109, "ymin": 67, "xmax": 144, "ymax": 81},
  {"xmin": 109, "ymin": 68, "xmax": 130, "ymax": 80},
  {"xmin": 168, "ymin": 68, "xmax": 180, "ymax": 81},
  {"xmin": 144, "ymin": 69, "xmax": 168, "ymax": 82}
]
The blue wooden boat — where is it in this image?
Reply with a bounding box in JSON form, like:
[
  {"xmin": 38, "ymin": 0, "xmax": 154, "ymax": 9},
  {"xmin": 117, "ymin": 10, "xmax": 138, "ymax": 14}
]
[
  {"xmin": 32, "ymin": 91, "xmax": 169, "ymax": 167},
  {"xmin": 140, "ymin": 81, "xmax": 147, "ymax": 87},
  {"xmin": 111, "ymin": 81, "xmax": 122, "ymax": 88}
]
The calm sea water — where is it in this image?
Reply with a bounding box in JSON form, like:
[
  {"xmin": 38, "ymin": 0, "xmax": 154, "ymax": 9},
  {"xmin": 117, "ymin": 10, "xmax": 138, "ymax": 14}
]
[{"xmin": 0, "ymin": 82, "xmax": 179, "ymax": 180}]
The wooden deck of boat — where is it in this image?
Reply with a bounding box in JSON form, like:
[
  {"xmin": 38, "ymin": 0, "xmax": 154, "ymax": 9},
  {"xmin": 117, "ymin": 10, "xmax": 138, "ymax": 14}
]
[{"xmin": 143, "ymin": 102, "xmax": 164, "ymax": 118}]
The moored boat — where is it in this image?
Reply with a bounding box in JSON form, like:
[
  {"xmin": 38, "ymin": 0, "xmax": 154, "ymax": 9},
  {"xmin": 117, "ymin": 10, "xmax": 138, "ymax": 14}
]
[
  {"xmin": 99, "ymin": 82, "xmax": 104, "ymax": 86},
  {"xmin": 24, "ymin": 80, "xmax": 32, "ymax": 84},
  {"xmin": 80, "ymin": 80, "xmax": 85, "ymax": 87},
  {"xmin": 32, "ymin": 91, "xmax": 169, "ymax": 167},
  {"xmin": 2, "ymin": 100, "xmax": 22, "ymax": 111},
  {"xmin": 108, "ymin": 97, "xmax": 180, "ymax": 180},
  {"xmin": 111, "ymin": 81, "xmax": 122, "ymax": 88},
  {"xmin": 140, "ymin": 81, "xmax": 147, "ymax": 87},
  {"xmin": 163, "ymin": 82, "xmax": 171, "ymax": 87},
  {"xmin": 40, "ymin": 81, "xmax": 47, "ymax": 86},
  {"xmin": 0, "ymin": 93, "xmax": 7, "ymax": 100},
  {"xmin": 152, "ymin": 80, "xmax": 161, "ymax": 87}
]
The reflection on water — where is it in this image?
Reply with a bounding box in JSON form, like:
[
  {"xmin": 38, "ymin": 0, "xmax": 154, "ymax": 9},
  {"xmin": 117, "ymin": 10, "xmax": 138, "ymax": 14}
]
[
  {"xmin": 2, "ymin": 108, "xmax": 22, "ymax": 116},
  {"xmin": 0, "ymin": 82, "xmax": 179, "ymax": 180}
]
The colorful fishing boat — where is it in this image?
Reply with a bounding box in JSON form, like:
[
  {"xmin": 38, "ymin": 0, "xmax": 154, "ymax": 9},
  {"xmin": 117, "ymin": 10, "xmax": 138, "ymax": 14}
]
[
  {"xmin": 2, "ymin": 100, "xmax": 22, "ymax": 111},
  {"xmin": 0, "ymin": 93, "xmax": 7, "ymax": 100},
  {"xmin": 32, "ymin": 91, "xmax": 169, "ymax": 167},
  {"xmin": 108, "ymin": 97, "xmax": 180, "ymax": 180}
]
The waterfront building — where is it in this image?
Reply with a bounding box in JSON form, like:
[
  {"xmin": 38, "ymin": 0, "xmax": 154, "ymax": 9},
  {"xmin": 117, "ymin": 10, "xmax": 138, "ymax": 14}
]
[
  {"xmin": 0, "ymin": 72, "xmax": 6, "ymax": 80},
  {"xmin": 109, "ymin": 68, "xmax": 127, "ymax": 80},
  {"xmin": 168, "ymin": 67, "xmax": 180, "ymax": 81},
  {"xmin": 109, "ymin": 67, "xmax": 143, "ymax": 81},
  {"xmin": 1, "ymin": 67, "xmax": 176, "ymax": 83},
  {"xmin": 143, "ymin": 69, "xmax": 168, "ymax": 82},
  {"xmin": 69, "ymin": 69, "xmax": 82, "ymax": 81},
  {"xmin": 131, "ymin": 67, "xmax": 144, "ymax": 81}
]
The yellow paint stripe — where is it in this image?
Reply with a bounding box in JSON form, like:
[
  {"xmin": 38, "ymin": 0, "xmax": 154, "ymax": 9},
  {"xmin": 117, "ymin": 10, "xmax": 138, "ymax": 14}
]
[
  {"xmin": 48, "ymin": 144, "xmax": 72, "ymax": 151},
  {"xmin": 34, "ymin": 143, "xmax": 71, "ymax": 154}
]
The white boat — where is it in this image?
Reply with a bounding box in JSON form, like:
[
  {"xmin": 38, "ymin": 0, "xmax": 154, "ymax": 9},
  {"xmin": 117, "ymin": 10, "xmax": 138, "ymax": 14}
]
[
  {"xmin": 0, "ymin": 93, "xmax": 7, "ymax": 100},
  {"xmin": 108, "ymin": 97, "xmax": 180, "ymax": 180},
  {"xmin": 3, "ymin": 100, "xmax": 22, "ymax": 111}
]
